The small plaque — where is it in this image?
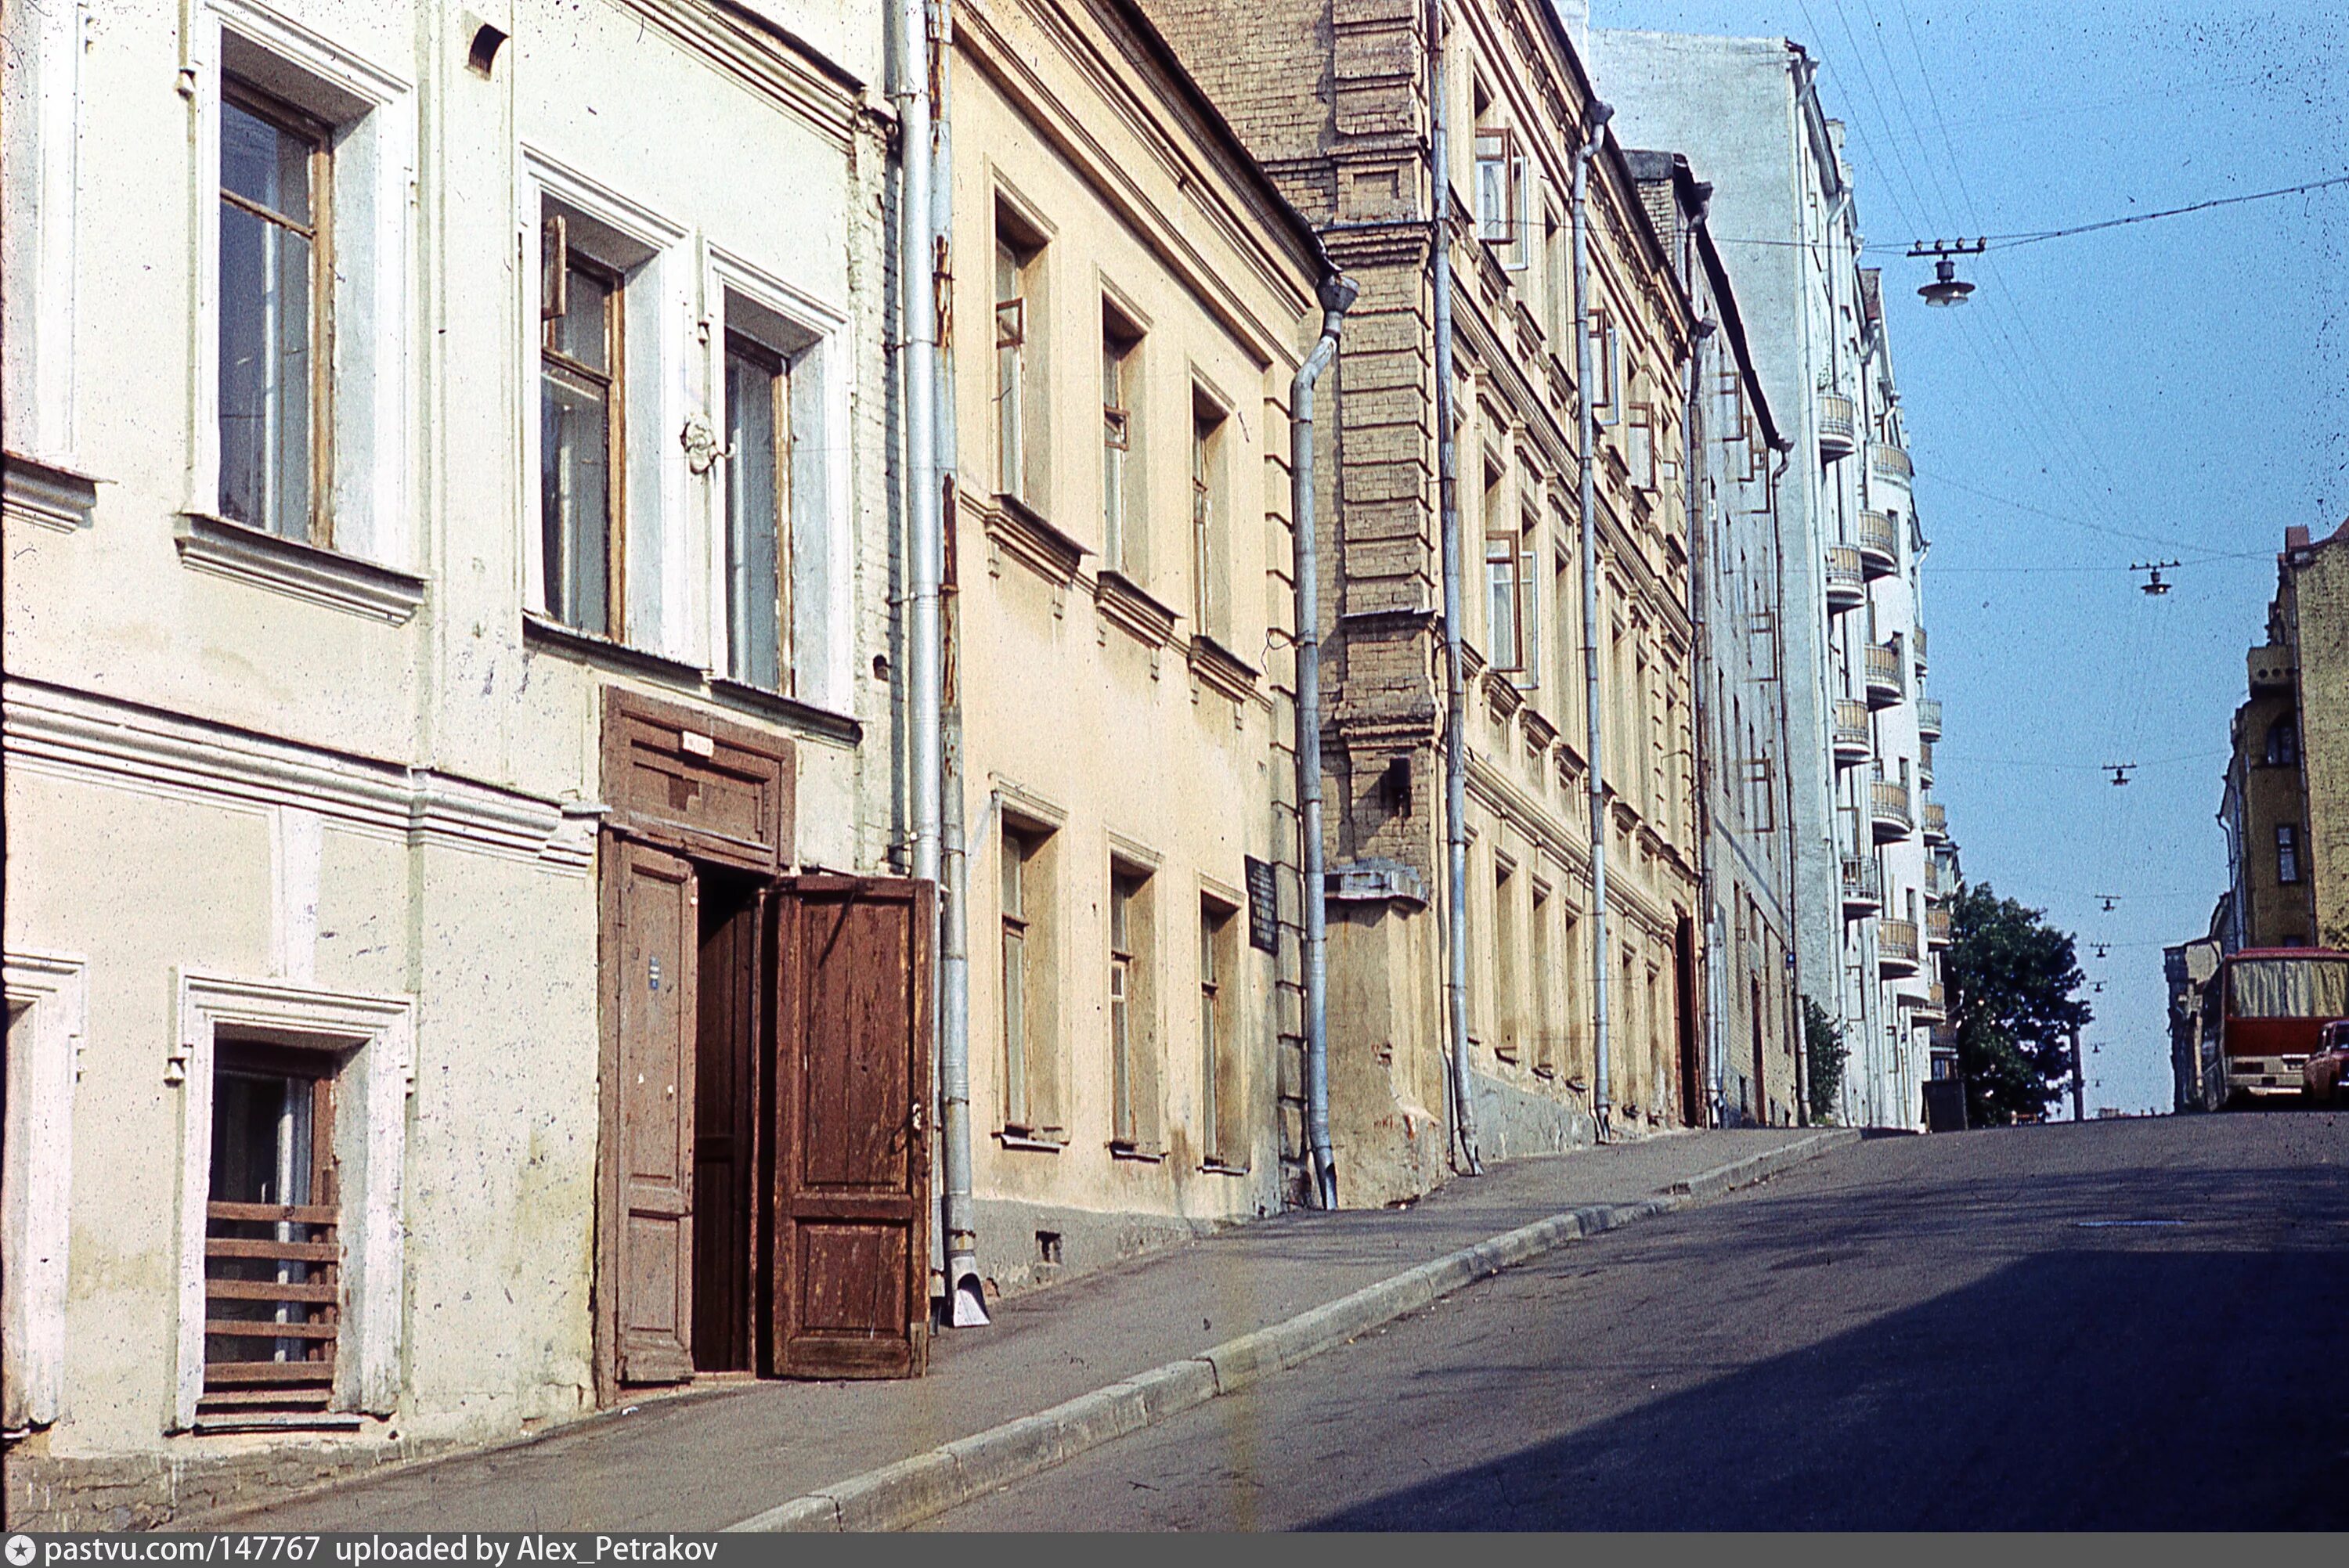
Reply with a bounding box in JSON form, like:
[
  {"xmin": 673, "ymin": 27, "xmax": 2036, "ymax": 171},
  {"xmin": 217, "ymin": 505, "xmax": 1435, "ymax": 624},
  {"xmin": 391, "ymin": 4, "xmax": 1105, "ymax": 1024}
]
[{"xmin": 1244, "ymin": 856, "xmax": 1279, "ymax": 954}]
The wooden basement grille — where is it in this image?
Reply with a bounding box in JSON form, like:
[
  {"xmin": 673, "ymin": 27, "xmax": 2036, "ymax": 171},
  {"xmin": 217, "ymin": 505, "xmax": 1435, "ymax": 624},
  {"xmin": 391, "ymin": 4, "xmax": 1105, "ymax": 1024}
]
[{"xmin": 201, "ymin": 1044, "xmax": 343, "ymax": 1413}]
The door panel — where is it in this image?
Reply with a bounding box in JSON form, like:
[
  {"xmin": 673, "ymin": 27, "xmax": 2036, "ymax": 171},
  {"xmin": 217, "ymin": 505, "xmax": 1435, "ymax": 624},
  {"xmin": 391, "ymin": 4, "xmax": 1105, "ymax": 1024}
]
[
  {"xmin": 770, "ymin": 877, "xmax": 932, "ymax": 1379},
  {"xmin": 608, "ymin": 840, "xmax": 698, "ymax": 1384}
]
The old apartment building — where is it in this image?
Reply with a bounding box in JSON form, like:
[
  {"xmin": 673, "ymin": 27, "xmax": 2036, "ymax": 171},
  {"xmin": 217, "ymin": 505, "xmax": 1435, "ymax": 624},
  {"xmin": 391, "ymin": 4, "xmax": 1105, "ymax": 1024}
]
[
  {"xmin": 941, "ymin": 0, "xmax": 1326, "ymax": 1283},
  {"xmin": 1137, "ymin": 0, "xmax": 1705, "ymax": 1195},
  {"xmin": 1628, "ymin": 152, "xmax": 1803, "ymax": 1127},
  {"xmin": 1596, "ymin": 30, "xmax": 1956, "ymax": 1130},
  {"xmin": 2, "ymin": 0, "xmax": 910, "ymax": 1525},
  {"xmin": 2217, "ymin": 521, "xmax": 2349, "ymax": 952}
]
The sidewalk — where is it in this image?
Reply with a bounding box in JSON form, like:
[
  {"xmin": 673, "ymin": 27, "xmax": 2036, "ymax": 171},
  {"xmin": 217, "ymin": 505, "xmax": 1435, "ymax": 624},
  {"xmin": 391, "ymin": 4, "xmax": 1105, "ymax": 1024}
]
[{"xmin": 218, "ymin": 1128, "xmax": 1849, "ymax": 1533}]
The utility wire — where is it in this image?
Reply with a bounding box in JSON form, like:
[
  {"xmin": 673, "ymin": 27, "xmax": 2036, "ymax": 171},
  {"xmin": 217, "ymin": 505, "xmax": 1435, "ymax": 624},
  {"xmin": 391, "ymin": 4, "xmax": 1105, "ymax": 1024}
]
[{"xmin": 1986, "ymin": 174, "xmax": 2349, "ymax": 251}]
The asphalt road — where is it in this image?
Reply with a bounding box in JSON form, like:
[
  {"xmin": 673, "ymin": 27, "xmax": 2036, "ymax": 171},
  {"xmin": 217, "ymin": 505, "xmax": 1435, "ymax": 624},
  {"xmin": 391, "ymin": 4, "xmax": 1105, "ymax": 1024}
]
[{"xmin": 924, "ymin": 1112, "xmax": 2349, "ymax": 1530}]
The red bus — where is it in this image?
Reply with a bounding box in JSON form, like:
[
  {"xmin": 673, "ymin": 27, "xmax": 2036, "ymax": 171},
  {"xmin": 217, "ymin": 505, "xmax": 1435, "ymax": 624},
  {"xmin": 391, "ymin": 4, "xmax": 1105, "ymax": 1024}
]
[{"xmin": 2216, "ymin": 947, "xmax": 2349, "ymax": 1102}]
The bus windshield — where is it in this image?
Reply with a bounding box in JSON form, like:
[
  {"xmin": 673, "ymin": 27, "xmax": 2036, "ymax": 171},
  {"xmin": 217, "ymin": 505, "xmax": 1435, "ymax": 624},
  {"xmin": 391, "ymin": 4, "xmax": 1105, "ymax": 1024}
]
[{"xmin": 2228, "ymin": 957, "xmax": 2349, "ymax": 1019}]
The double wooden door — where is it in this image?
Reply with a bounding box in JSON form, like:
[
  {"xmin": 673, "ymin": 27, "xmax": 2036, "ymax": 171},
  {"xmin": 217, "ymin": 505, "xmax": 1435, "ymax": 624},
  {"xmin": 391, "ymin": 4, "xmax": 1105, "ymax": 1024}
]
[{"xmin": 601, "ymin": 853, "xmax": 931, "ymax": 1388}]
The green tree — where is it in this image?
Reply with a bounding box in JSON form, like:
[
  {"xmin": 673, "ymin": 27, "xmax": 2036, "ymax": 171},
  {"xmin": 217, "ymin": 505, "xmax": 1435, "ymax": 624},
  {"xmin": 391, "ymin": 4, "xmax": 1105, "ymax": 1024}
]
[
  {"xmin": 1803, "ymin": 997, "xmax": 1846, "ymax": 1123},
  {"xmin": 1943, "ymin": 881, "xmax": 2093, "ymax": 1126}
]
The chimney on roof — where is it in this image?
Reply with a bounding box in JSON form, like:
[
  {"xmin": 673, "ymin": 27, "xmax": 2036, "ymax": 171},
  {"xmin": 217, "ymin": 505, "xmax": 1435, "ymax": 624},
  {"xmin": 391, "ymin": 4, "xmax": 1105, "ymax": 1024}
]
[{"xmin": 2285, "ymin": 525, "xmax": 2311, "ymax": 551}]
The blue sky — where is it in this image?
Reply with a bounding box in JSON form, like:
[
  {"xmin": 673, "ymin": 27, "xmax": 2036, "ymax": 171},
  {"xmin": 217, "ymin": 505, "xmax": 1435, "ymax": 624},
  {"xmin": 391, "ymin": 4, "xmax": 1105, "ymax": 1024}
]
[{"xmin": 1591, "ymin": 1, "xmax": 2349, "ymax": 1112}]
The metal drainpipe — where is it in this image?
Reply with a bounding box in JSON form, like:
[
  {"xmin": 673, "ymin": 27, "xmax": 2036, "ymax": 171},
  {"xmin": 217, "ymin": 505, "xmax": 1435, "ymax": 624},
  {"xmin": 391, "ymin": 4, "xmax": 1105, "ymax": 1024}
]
[
  {"xmin": 1294, "ymin": 272, "xmax": 1359, "ymax": 1211},
  {"xmin": 1571, "ymin": 103, "xmax": 1614, "ymax": 1139},
  {"xmin": 929, "ymin": 0, "xmax": 985, "ymax": 1326},
  {"xmin": 1428, "ymin": 4, "xmax": 1481, "ymax": 1176},
  {"xmin": 1766, "ymin": 438, "xmax": 1807, "ymax": 1125},
  {"xmin": 1685, "ymin": 308, "xmax": 1719, "ymax": 1126},
  {"xmin": 897, "ymin": 0, "xmax": 938, "ymax": 887}
]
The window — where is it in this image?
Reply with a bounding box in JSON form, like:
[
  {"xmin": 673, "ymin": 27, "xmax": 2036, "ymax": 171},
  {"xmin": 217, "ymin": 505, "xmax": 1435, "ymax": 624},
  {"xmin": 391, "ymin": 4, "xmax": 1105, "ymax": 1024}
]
[
  {"xmin": 1199, "ymin": 899, "xmax": 1243, "ymax": 1168},
  {"xmin": 1543, "ymin": 207, "xmax": 1567, "ymax": 346},
  {"xmin": 1486, "ymin": 530, "xmax": 1525, "ymax": 671},
  {"xmin": 1492, "ymin": 860, "xmax": 1520, "ymax": 1062},
  {"xmin": 219, "ymin": 83, "xmax": 329, "ymax": 543},
  {"xmin": 1108, "ymin": 868, "xmax": 1158, "ymax": 1152},
  {"xmin": 2266, "ymin": 717, "xmax": 2300, "ymax": 767},
  {"xmin": 1589, "ymin": 308, "xmax": 1617, "ymax": 417},
  {"xmin": 1102, "ymin": 306, "xmax": 1142, "ymax": 572},
  {"xmin": 539, "ymin": 216, "xmax": 623, "ymax": 636},
  {"xmin": 1626, "ymin": 404, "xmax": 1658, "ymax": 491},
  {"xmin": 1001, "ymin": 824, "xmax": 1060, "ymax": 1138},
  {"xmin": 994, "ymin": 206, "xmax": 1048, "ymax": 507},
  {"xmin": 723, "ymin": 333, "xmax": 789, "ymax": 691},
  {"xmin": 203, "ymin": 1040, "xmax": 342, "ymax": 1418},
  {"xmin": 1192, "ymin": 396, "xmax": 1229, "ymax": 642},
  {"xmin": 1528, "ymin": 885, "xmax": 1554, "ymax": 1075},
  {"xmin": 1474, "ymin": 127, "xmax": 1526, "ymax": 264},
  {"xmin": 2278, "ymin": 824, "xmax": 2302, "ymax": 885}
]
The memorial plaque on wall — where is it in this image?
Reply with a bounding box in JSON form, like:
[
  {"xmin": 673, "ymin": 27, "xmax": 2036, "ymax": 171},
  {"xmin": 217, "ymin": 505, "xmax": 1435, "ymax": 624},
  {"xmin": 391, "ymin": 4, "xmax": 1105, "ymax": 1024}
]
[{"xmin": 1244, "ymin": 856, "xmax": 1279, "ymax": 953}]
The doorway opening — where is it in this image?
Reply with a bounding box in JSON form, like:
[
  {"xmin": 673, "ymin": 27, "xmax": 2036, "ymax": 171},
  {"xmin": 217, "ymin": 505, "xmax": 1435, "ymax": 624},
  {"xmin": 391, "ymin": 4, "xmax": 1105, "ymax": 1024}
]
[{"xmin": 693, "ymin": 865, "xmax": 765, "ymax": 1374}]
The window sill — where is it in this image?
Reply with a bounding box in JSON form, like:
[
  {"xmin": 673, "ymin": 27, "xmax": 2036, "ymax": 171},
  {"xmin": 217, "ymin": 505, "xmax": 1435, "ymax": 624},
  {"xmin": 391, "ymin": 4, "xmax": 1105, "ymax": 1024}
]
[
  {"xmin": 1110, "ymin": 1141, "xmax": 1164, "ymax": 1163},
  {"xmin": 4, "ymin": 452, "xmax": 102, "ymax": 532},
  {"xmin": 1187, "ymin": 635, "xmax": 1259, "ymax": 704},
  {"xmin": 708, "ymin": 676, "xmax": 863, "ymax": 748},
  {"xmin": 1198, "ymin": 1159, "xmax": 1250, "ymax": 1177},
  {"xmin": 521, "ymin": 620, "xmax": 867, "ymax": 748},
  {"xmin": 176, "ymin": 514, "xmax": 426, "ymax": 625},
  {"xmin": 985, "ymin": 493, "xmax": 1087, "ymax": 586},
  {"xmin": 996, "ymin": 1130, "xmax": 1066, "ymax": 1153}
]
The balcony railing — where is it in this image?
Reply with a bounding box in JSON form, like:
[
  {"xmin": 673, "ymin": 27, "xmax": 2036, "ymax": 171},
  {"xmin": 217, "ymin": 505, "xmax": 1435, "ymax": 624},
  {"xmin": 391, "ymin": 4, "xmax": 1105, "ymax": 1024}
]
[
  {"xmin": 1913, "ymin": 626, "xmax": 1929, "ymax": 675},
  {"xmin": 1832, "ymin": 698, "xmax": 1872, "ymax": 766},
  {"xmin": 1871, "ymin": 777, "xmax": 1914, "ymax": 842},
  {"xmin": 1917, "ymin": 696, "xmax": 1943, "ymax": 740},
  {"xmin": 1871, "ymin": 441, "xmax": 1912, "ymax": 481},
  {"xmin": 1824, "ymin": 545, "xmax": 1867, "ymax": 612},
  {"xmin": 1912, "ymin": 981, "xmax": 1947, "ymax": 1022},
  {"xmin": 1856, "ymin": 511, "xmax": 1899, "ymax": 578},
  {"xmin": 1921, "ymin": 799, "xmax": 1949, "ymax": 843},
  {"xmin": 1842, "ymin": 855, "xmax": 1884, "ymax": 917},
  {"xmin": 1864, "ymin": 643, "xmax": 1905, "ymax": 708},
  {"xmin": 1926, "ymin": 907, "xmax": 1953, "ymax": 950},
  {"xmin": 1818, "ymin": 395, "xmax": 1857, "ymax": 460},
  {"xmin": 1879, "ymin": 917, "xmax": 1921, "ymax": 976},
  {"xmin": 1918, "ymin": 738, "xmax": 1935, "ymax": 787},
  {"xmin": 1923, "ymin": 852, "xmax": 1943, "ymax": 899}
]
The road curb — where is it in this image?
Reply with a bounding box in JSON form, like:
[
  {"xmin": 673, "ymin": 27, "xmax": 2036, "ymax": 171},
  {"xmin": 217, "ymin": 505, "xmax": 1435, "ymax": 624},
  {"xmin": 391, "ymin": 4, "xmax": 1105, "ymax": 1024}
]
[{"xmin": 727, "ymin": 1127, "xmax": 1858, "ymax": 1533}]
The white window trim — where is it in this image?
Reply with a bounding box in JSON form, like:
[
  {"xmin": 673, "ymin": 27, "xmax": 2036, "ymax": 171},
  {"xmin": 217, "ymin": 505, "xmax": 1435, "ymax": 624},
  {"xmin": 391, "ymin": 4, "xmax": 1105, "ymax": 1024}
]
[
  {"xmin": 0, "ymin": 0, "xmax": 86, "ymax": 464},
  {"xmin": 519, "ymin": 147, "xmax": 690, "ymax": 659},
  {"xmin": 2, "ymin": 950, "xmax": 86, "ymax": 1433},
  {"xmin": 169, "ymin": 971, "xmax": 415, "ymax": 1429},
  {"xmin": 702, "ymin": 242, "xmax": 853, "ymax": 712},
  {"xmin": 186, "ymin": 0, "xmax": 416, "ymax": 568}
]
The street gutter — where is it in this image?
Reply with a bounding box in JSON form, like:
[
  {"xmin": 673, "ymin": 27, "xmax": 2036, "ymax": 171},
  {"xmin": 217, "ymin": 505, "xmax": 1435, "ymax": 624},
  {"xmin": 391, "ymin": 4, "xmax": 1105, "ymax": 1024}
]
[{"xmin": 729, "ymin": 1126, "xmax": 1861, "ymax": 1532}]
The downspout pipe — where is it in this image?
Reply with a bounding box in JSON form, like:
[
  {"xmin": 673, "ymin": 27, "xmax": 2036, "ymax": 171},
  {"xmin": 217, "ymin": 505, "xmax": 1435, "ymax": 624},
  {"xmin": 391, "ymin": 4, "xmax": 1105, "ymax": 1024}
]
[
  {"xmin": 1294, "ymin": 272, "xmax": 1359, "ymax": 1211},
  {"xmin": 1429, "ymin": 3, "xmax": 1481, "ymax": 1176},
  {"xmin": 929, "ymin": 0, "xmax": 985, "ymax": 1327},
  {"xmin": 1572, "ymin": 101, "xmax": 1614, "ymax": 1137},
  {"xmin": 897, "ymin": 0, "xmax": 938, "ymax": 896}
]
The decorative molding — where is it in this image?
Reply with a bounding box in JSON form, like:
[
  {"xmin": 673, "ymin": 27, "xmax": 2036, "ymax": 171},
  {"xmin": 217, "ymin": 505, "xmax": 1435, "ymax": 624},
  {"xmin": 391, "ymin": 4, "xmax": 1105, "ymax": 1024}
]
[
  {"xmin": 983, "ymin": 495, "xmax": 1087, "ymax": 588},
  {"xmin": 2, "ymin": 454, "xmax": 100, "ymax": 534},
  {"xmin": 1094, "ymin": 570, "xmax": 1178, "ymax": 650},
  {"xmin": 1187, "ymin": 636, "xmax": 1260, "ymax": 706},
  {"xmin": 1105, "ymin": 829, "xmax": 1163, "ymax": 874},
  {"xmin": 1480, "ymin": 666, "xmax": 1524, "ymax": 721},
  {"xmin": 2, "ymin": 950, "xmax": 85, "ymax": 1433},
  {"xmin": 171, "ymin": 971, "xmax": 416, "ymax": 1429},
  {"xmin": 3, "ymin": 677, "xmax": 596, "ymax": 874},
  {"xmin": 989, "ymin": 773, "xmax": 1067, "ymax": 834},
  {"xmin": 175, "ymin": 514, "xmax": 426, "ymax": 625}
]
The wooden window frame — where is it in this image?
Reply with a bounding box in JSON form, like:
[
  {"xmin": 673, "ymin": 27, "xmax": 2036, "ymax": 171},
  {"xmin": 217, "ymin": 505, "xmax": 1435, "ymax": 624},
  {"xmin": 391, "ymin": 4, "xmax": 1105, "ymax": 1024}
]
[
  {"xmin": 1627, "ymin": 402, "xmax": 1658, "ymax": 492},
  {"xmin": 1492, "ymin": 860, "xmax": 1520, "ymax": 1063},
  {"xmin": 2278, "ymin": 824, "xmax": 2302, "ymax": 885},
  {"xmin": 218, "ymin": 79, "xmax": 334, "ymax": 547},
  {"xmin": 723, "ymin": 330, "xmax": 792, "ymax": 693},
  {"xmin": 1473, "ymin": 126, "xmax": 1520, "ymax": 251},
  {"xmin": 1197, "ymin": 899, "xmax": 1243, "ymax": 1170},
  {"xmin": 1001, "ymin": 826, "xmax": 1034, "ymax": 1134},
  {"xmin": 1485, "ymin": 528, "xmax": 1525, "ymax": 672},
  {"xmin": 1107, "ymin": 867, "xmax": 1159, "ymax": 1154},
  {"xmin": 1190, "ymin": 399, "xmax": 1226, "ymax": 641},
  {"xmin": 1102, "ymin": 308, "xmax": 1142, "ymax": 574},
  {"xmin": 539, "ymin": 217, "xmax": 627, "ymax": 638}
]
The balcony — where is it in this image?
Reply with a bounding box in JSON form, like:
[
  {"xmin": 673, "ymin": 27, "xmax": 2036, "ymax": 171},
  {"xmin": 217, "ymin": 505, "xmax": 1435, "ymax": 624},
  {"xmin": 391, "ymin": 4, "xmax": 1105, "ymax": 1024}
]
[
  {"xmin": 1842, "ymin": 855, "xmax": 1884, "ymax": 917},
  {"xmin": 1824, "ymin": 545, "xmax": 1867, "ymax": 613},
  {"xmin": 2249, "ymin": 643, "xmax": 2294, "ymax": 694},
  {"xmin": 1832, "ymin": 699, "xmax": 1873, "ymax": 766},
  {"xmin": 1923, "ymin": 852, "xmax": 1943, "ymax": 901},
  {"xmin": 1921, "ymin": 799, "xmax": 1949, "ymax": 844},
  {"xmin": 1913, "ymin": 981, "xmax": 1947, "ymax": 1023},
  {"xmin": 1916, "ymin": 696, "xmax": 1943, "ymax": 740},
  {"xmin": 1926, "ymin": 907, "xmax": 1953, "ymax": 950},
  {"xmin": 1918, "ymin": 738, "xmax": 1935, "ymax": 787},
  {"xmin": 1871, "ymin": 441, "xmax": 1912, "ymax": 483},
  {"xmin": 1914, "ymin": 626, "xmax": 1929, "ymax": 676},
  {"xmin": 1818, "ymin": 395, "xmax": 1857, "ymax": 460},
  {"xmin": 1879, "ymin": 917, "xmax": 1921, "ymax": 977},
  {"xmin": 1864, "ymin": 642, "xmax": 1905, "ymax": 708},
  {"xmin": 1855, "ymin": 510, "xmax": 1899, "ymax": 579},
  {"xmin": 1871, "ymin": 777, "xmax": 1914, "ymax": 842}
]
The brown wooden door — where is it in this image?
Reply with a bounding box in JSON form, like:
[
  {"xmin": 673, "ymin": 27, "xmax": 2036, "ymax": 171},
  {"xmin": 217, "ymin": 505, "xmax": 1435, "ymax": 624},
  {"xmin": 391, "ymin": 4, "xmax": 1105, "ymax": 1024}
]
[
  {"xmin": 605, "ymin": 838, "xmax": 699, "ymax": 1384},
  {"xmin": 770, "ymin": 876, "xmax": 932, "ymax": 1379}
]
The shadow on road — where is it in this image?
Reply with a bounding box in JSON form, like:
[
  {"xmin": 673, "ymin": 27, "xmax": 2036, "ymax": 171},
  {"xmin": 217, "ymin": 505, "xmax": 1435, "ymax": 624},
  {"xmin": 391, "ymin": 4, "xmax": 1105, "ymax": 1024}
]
[{"xmin": 1309, "ymin": 1242, "xmax": 2349, "ymax": 1530}]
